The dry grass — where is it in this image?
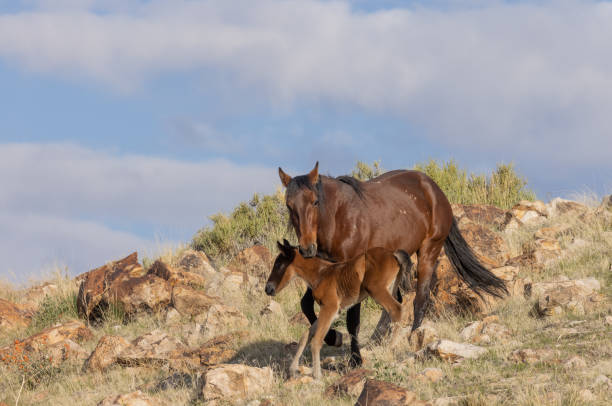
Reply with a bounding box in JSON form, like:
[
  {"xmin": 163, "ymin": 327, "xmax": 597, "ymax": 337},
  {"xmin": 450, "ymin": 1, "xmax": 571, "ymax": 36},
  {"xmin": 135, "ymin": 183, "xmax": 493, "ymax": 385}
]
[{"xmin": 1, "ymin": 210, "xmax": 611, "ymax": 405}]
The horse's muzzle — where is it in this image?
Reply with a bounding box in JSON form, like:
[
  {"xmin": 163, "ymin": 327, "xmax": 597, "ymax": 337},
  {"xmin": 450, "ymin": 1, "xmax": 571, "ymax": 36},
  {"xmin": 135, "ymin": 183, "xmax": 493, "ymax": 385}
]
[
  {"xmin": 299, "ymin": 243, "xmax": 317, "ymax": 258},
  {"xmin": 265, "ymin": 282, "xmax": 276, "ymax": 296}
]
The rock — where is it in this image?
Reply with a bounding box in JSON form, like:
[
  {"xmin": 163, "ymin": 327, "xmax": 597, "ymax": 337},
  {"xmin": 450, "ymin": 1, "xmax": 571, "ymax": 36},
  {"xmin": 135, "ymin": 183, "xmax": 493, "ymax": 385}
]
[
  {"xmin": 425, "ymin": 340, "xmax": 487, "ymax": 362},
  {"xmin": 148, "ymin": 260, "xmax": 207, "ymax": 289},
  {"xmin": 227, "ymin": 245, "xmax": 272, "ymax": 280},
  {"xmin": 511, "ymin": 200, "xmax": 548, "ymax": 224},
  {"xmin": 534, "ymin": 226, "xmax": 569, "ymax": 239},
  {"xmin": 260, "ymin": 300, "xmax": 284, "ymax": 317},
  {"xmin": 116, "ymin": 330, "xmax": 191, "ymax": 367},
  {"xmin": 605, "ymin": 315, "xmax": 612, "ymax": 326},
  {"xmin": 509, "ymin": 348, "xmax": 558, "ymax": 364},
  {"xmin": 0, "ymin": 320, "xmax": 93, "ymax": 365},
  {"xmin": 174, "ymin": 249, "xmax": 216, "ymax": 278},
  {"xmin": 418, "ymin": 367, "xmax": 444, "ymax": 383},
  {"xmin": 409, "ymin": 321, "xmax": 439, "ymax": 351},
  {"xmin": 0, "ymin": 298, "xmax": 33, "ymax": 329},
  {"xmin": 451, "ymin": 204, "xmax": 508, "ymax": 229},
  {"xmin": 548, "ymin": 198, "xmax": 588, "ymax": 217},
  {"xmin": 563, "ymin": 356, "xmax": 587, "ymax": 369},
  {"xmin": 164, "ymin": 307, "xmax": 182, "ymax": 325},
  {"xmin": 525, "ymin": 278, "xmax": 601, "ymax": 317},
  {"xmin": 325, "ymin": 369, "xmax": 374, "ymax": 398},
  {"xmin": 84, "ymin": 335, "xmax": 132, "ymax": 372},
  {"xmin": 77, "ymin": 252, "xmax": 172, "ymax": 321},
  {"xmin": 481, "ymin": 322, "xmax": 511, "ymax": 341},
  {"xmin": 171, "ymin": 285, "xmax": 219, "ymax": 316},
  {"xmin": 355, "ymin": 379, "xmax": 425, "ymax": 405},
  {"xmin": 97, "ymin": 390, "xmax": 155, "ymax": 406},
  {"xmin": 533, "ymin": 238, "xmax": 561, "ymax": 251},
  {"xmin": 460, "ymin": 321, "xmax": 483, "ymax": 342},
  {"xmin": 201, "ymin": 364, "xmax": 273, "ymax": 404},
  {"xmin": 191, "ymin": 331, "xmax": 247, "ymax": 366},
  {"xmin": 196, "ymin": 303, "xmax": 249, "ymax": 332},
  {"xmin": 140, "ymin": 372, "xmax": 199, "ymax": 392}
]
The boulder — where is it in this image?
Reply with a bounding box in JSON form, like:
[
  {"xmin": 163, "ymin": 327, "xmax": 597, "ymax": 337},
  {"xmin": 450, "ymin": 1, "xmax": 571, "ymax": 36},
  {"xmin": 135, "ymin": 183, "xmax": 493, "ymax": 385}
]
[
  {"xmin": 0, "ymin": 320, "xmax": 93, "ymax": 365},
  {"xmin": 84, "ymin": 335, "xmax": 132, "ymax": 372},
  {"xmin": 191, "ymin": 331, "xmax": 247, "ymax": 366},
  {"xmin": 510, "ymin": 200, "xmax": 548, "ymax": 224},
  {"xmin": 97, "ymin": 390, "xmax": 155, "ymax": 406},
  {"xmin": 227, "ymin": 245, "xmax": 272, "ymax": 280},
  {"xmin": 201, "ymin": 364, "xmax": 274, "ymax": 404},
  {"xmin": 174, "ymin": 249, "xmax": 216, "ymax": 278},
  {"xmin": 116, "ymin": 330, "xmax": 194, "ymax": 368},
  {"xmin": 325, "ymin": 369, "xmax": 374, "ymax": 398},
  {"xmin": 525, "ymin": 277, "xmax": 601, "ymax": 317},
  {"xmin": 0, "ymin": 298, "xmax": 33, "ymax": 329},
  {"xmin": 77, "ymin": 252, "xmax": 172, "ymax": 321},
  {"xmin": 148, "ymin": 260, "xmax": 206, "ymax": 289},
  {"xmin": 355, "ymin": 379, "xmax": 425, "ymax": 406},
  {"xmin": 260, "ymin": 300, "xmax": 284, "ymax": 317},
  {"xmin": 408, "ymin": 321, "xmax": 439, "ymax": 351},
  {"xmin": 195, "ymin": 303, "xmax": 249, "ymax": 332},
  {"xmin": 548, "ymin": 198, "xmax": 588, "ymax": 217},
  {"xmin": 425, "ymin": 340, "xmax": 487, "ymax": 362},
  {"xmin": 171, "ymin": 285, "xmax": 219, "ymax": 316},
  {"xmin": 451, "ymin": 204, "xmax": 508, "ymax": 229}
]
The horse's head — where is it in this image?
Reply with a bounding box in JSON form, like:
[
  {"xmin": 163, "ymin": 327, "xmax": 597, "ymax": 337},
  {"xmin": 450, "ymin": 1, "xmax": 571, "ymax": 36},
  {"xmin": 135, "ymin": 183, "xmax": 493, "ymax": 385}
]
[
  {"xmin": 278, "ymin": 162, "xmax": 320, "ymax": 258},
  {"xmin": 265, "ymin": 239, "xmax": 298, "ymax": 296}
]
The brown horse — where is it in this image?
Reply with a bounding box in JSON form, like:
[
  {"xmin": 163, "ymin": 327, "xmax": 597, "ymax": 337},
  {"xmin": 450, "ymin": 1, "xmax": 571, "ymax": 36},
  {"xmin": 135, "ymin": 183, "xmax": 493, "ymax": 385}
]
[
  {"xmin": 270, "ymin": 162, "xmax": 507, "ymax": 367},
  {"xmin": 267, "ymin": 240, "xmax": 408, "ymax": 379}
]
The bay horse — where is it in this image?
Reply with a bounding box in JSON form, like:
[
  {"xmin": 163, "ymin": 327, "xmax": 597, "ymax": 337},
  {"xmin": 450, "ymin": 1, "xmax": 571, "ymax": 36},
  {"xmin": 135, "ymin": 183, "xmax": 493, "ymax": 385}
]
[
  {"xmin": 268, "ymin": 162, "xmax": 507, "ymax": 367},
  {"xmin": 267, "ymin": 240, "xmax": 409, "ymax": 379}
]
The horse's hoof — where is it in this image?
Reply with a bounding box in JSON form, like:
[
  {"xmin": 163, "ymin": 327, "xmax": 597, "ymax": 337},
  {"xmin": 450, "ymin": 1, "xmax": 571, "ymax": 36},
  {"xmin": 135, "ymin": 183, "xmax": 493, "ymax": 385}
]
[
  {"xmin": 348, "ymin": 354, "xmax": 363, "ymax": 368},
  {"xmin": 324, "ymin": 330, "xmax": 343, "ymax": 347}
]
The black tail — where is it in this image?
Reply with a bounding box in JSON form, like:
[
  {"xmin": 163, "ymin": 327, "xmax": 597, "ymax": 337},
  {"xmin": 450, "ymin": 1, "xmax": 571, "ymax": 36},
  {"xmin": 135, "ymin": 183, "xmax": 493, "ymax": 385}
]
[{"xmin": 444, "ymin": 218, "xmax": 508, "ymax": 298}]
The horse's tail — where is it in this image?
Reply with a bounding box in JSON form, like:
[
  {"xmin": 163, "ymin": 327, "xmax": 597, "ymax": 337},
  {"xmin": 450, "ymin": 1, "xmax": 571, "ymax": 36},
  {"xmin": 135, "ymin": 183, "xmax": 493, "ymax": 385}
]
[{"xmin": 444, "ymin": 218, "xmax": 508, "ymax": 298}]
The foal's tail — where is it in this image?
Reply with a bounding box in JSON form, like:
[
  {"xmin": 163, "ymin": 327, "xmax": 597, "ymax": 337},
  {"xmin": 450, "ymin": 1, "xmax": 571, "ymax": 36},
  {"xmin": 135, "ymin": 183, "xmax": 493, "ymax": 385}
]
[{"xmin": 444, "ymin": 218, "xmax": 508, "ymax": 298}]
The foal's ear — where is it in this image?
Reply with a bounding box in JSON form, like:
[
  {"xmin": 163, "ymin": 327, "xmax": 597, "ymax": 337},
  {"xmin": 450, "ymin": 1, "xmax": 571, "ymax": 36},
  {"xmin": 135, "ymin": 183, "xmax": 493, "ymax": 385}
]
[
  {"xmin": 278, "ymin": 167, "xmax": 292, "ymax": 187},
  {"xmin": 307, "ymin": 161, "xmax": 319, "ymax": 185},
  {"xmin": 277, "ymin": 240, "xmax": 285, "ymax": 251},
  {"xmin": 283, "ymin": 239, "xmax": 292, "ymax": 249}
]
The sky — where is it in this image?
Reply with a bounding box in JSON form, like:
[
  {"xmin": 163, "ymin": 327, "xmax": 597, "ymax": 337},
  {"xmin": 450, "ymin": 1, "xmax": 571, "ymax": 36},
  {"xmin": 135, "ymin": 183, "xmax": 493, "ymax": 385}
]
[{"xmin": 1, "ymin": 0, "xmax": 611, "ymax": 282}]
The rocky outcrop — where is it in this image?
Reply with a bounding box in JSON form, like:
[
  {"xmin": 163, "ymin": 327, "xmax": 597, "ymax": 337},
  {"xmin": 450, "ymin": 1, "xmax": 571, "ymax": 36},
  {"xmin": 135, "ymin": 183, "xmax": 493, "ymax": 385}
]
[
  {"xmin": 425, "ymin": 339, "xmax": 487, "ymax": 362},
  {"xmin": 116, "ymin": 330, "xmax": 193, "ymax": 368},
  {"xmin": 355, "ymin": 379, "xmax": 426, "ymax": 405},
  {"xmin": 525, "ymin": 277, "xmax": 602, "ymax": 316},
  {"xmin": 171, "ymin": 285, "xmax": 219, "ymax": 316},
  {"xmin": 201, "ymin": 364, "xmax": 274, "ymax": 404},
  {"xmin": 192, "ymin": 331, "xmax": 246, "ymax": 366},
  {"xmin": 0, "ymin": 298, "xmax": 33, "ymax": 329},
  {"xmin": 84, "ymin": 335, "xmax": 132, "ymax": 372}
]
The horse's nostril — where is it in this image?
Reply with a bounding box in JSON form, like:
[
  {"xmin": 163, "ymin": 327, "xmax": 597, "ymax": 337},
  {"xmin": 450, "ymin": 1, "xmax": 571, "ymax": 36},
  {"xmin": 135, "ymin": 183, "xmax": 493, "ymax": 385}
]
[{"xmin": 265, "ymin": 283, "xmax": 276, "ymax": 296}]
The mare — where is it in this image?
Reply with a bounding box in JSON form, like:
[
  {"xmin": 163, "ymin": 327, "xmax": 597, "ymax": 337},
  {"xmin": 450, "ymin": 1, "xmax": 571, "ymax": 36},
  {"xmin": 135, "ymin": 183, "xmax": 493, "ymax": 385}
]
[
  {"xmin": 268, "ymin": 162, "xmax": 507, "ymax": 367},
  {"xmin": 266, "ymin": 240, "xmax": 409, "ymax": 379}
]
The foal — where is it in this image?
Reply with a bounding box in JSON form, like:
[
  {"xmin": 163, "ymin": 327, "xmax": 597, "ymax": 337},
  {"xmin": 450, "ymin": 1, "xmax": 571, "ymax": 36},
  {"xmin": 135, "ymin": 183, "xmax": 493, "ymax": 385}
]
[{"xmin": 265, "ymin": 240, "xmax": 406, "ymax": 379}]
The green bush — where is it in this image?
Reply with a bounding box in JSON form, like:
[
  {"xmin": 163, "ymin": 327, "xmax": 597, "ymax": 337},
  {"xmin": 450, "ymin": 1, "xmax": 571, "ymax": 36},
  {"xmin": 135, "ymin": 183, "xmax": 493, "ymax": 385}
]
[
  {"xmin": 29, "ymin": 292, "xmax": 78, "ymax": 332},
  {"xmin": 192, "ymin": 189, "xmax": 295, "ymax": 264},
  {"xmin": 192, "ymin": 160, "xmax": 535, "ymax": 261}
]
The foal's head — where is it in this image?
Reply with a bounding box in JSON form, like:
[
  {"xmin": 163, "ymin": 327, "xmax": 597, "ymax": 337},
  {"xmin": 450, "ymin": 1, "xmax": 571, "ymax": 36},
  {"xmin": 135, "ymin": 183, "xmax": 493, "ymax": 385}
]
[
  {"xmin": 265, "ymin": 239, "xmax": 298, "ymax": 297},
  {"xmin": 278, "ymin": 162, "xmax": 321, "ymax": 258}
]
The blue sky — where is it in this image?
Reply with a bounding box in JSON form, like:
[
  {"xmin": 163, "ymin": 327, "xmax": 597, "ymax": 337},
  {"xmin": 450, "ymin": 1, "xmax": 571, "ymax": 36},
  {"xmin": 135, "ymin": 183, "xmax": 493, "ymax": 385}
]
[{"xmin": 1, "ymin": 0, "xmax": 611, "ymax": 282}]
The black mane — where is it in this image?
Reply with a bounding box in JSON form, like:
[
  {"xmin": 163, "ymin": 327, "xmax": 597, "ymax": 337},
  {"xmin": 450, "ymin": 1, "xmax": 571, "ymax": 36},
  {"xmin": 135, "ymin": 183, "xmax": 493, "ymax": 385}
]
[{"xmin": 336, "ymin": 175, "xmax": 365, "ymax": 199}]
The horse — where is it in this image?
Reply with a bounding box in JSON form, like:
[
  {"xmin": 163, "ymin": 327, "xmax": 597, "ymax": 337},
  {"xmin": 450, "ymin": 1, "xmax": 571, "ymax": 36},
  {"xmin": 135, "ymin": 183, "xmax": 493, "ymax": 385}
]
[
  {"xmin": 269, "ymin": 162, "xmax": 507, "ymax": 367},
  {"xmin": 266, "ymin": 240, "xmax": 410, "ymax": 379}
]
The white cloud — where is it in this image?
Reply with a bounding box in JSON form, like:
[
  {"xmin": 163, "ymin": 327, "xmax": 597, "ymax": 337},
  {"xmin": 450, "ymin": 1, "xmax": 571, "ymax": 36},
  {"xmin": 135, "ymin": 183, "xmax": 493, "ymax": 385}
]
[
  {"xmin": 0, "ymin": 143, "xmax": 278, "ymax": 281},
  {"xmin": 2, "ymin": 1, "xmax": 612, "ymax": 167}
]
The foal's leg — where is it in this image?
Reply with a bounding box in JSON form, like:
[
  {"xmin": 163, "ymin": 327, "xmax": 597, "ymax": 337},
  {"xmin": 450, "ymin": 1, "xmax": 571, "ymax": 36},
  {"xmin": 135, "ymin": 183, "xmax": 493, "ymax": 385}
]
[
  {"xmin": 310, "ymin": 304, "xmax": 339, "ymax": 380},
  {"xmin": 301, "ymin": 289, "xmax": 342, "ymax": 347},
  {"xmin": 412, "ymin": 239, "xmax": 443, "ymax": 331},
  {"xmin": 290, "ymin": 321, "xmax": 317, "ymax": 378},
  {"xmin": 346, "ymin": 303, "xmax": 362, "ymax": 367}
]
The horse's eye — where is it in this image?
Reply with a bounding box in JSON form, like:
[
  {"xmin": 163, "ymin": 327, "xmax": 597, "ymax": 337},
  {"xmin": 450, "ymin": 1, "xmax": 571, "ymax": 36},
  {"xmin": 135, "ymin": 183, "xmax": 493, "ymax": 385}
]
[{"xmin": 313, "ymin": 200, "xmax": 319, "ymax": 206}]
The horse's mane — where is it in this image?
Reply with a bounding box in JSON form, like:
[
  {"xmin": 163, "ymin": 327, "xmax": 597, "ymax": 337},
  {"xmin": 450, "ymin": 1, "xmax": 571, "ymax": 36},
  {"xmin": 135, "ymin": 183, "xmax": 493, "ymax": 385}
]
[{"xmin": 335, "ymin": 175, "xmax": 365, "ymax": 199}]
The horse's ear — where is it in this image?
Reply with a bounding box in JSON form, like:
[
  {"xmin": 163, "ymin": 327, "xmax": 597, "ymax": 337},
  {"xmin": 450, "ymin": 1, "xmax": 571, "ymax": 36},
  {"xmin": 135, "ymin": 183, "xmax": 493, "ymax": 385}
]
[
  {"xmin": 277, "ymin": 240, "xmax": 284, "ymax": 251},
  {"xmin": 308, "ymin": 161, "xmax": 319, "ymax": 185},
  {"xmin": 278, "ymin": 167, "xmax": 292, "ymax": 187},
  {"xmin": 283, "ymin": 239, "xmax": 291, "ymax": 248}
]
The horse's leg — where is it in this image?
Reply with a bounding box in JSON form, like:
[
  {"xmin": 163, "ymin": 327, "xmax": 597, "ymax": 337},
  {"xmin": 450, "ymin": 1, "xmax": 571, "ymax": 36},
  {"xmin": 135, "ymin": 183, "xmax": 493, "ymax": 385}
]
[
  {"xmin": 412, "ymin": 240, "xmax": 443, "ymax": 331},
  {"xmin": 290, "ymin": 320, "xmax": 317, "ymax": 378},
  {"xmin": 346, "ymin": 303, "xmax": 362, "ymax": 367},
  {"xmin": 310, "ymin": 304, "xmax": 339, "ymax": 380},
  {"xmin": 301, "ymin": 288, "xmax": 342, "ymax": 347}
]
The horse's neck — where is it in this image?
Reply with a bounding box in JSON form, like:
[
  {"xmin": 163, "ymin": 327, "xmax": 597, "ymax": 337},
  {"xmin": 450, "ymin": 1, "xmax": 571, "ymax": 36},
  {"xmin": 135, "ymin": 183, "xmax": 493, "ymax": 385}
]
[{"xmin": 317, "ymin": 177, "xmax": 366, "ymax": 257}]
